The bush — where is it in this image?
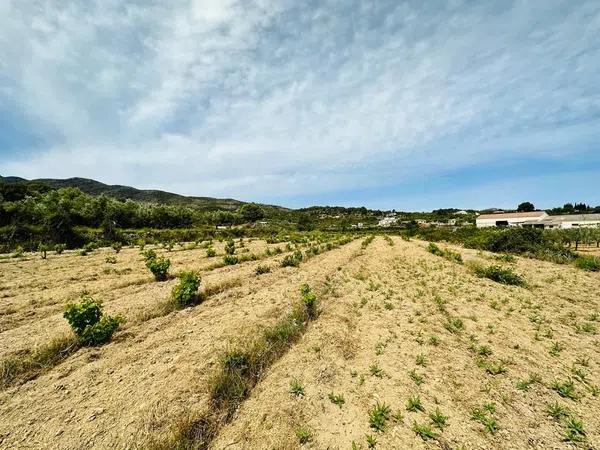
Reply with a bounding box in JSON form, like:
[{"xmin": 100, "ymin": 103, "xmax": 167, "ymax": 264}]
[
  {"xmin": 142, "ymin": 249, "xmax": 157, "ymax": 262},
  {"xmin": 255, "ymin": 265, "xmax": 271, "ymax": 275},
  {"xmin": 281, "ymin": 250, "xmax": 303, "ymax": 268},
  {"xmin": 38, "ymin": 243, "xmax": 48, "ymax": 259},
  {"xmin": 206, "ymin": 247, "xmax": 216, "ymax": 257},
  {"xmin": 223, "ymin": 254, "xmax": 239, "ymax": 265},
  {"xmin": 146, "ymin": 256, "xmax": 171, "ymax": 281},
  {"xmin": 427, "ymin": 242, "xmax": 443, "ymax": 256},
  {"xmin": 11, "ymin": 246, "xmax": 24, "ymax": 258},
  {"xmin": 300, "ymin": 284, "xmax": 318, "ymax": 318},
  {"xmin": 224, "ymin": 240, "xmax": 236, "ymax": 255},
  {"xmin": 473, "ymin": 264, "xmax": 526, "ymax": 287},
  {"xmin": 54, "ymin": 243, "xmax": 66, "ymax": 255},
  {"xmin": 171, "ymin": 271, "xmax": 201, "ymax": 308},
  {"xmin": 575, "ymin": 255, "xmax": 600, "ymax": 272},
  {"xmin": 63, "ymin": 295, "xmax": 122, "ymax": 346},
  {"xmin": 111, "ymin": 242, "xmax": 123, "ymax": 253}
]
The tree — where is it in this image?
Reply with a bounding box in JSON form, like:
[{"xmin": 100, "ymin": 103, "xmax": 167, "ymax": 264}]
[
  {"xmin": 297, "ymin": 213, "xmax": 315, "ymax": 231},
  {"xmin": 517, "ymin": 202, "xmax": 535, "ymax": 212},
  {"xmin": 239, "ymin": 203, "xmax": 264, "ymax": 222}
]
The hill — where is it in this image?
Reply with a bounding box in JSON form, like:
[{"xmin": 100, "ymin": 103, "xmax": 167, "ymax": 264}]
[{"xmin": 0, "ymin": 175, "xmax": 285, "ymax": 212}]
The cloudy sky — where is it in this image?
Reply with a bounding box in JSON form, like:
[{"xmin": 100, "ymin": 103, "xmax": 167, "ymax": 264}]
[{"xmin": 1, "ymin": 0, "xmax": 599, "ymax": 210}]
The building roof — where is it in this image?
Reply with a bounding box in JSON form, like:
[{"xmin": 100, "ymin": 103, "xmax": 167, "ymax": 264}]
[
  {"xmin": 547, "ymin": 214, "xmax": 600, "ymax": 222},
  {"xmin": 477, "ymin": 211, "xmax": 547, "ymax": 220}
]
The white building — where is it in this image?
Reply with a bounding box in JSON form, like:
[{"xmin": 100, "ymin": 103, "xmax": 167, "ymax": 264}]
[
  {"xmin": 476, "ymin": 211, "xmax": 548, "ymax": 228},
  {"xmin": 523, "ymin": 214, "xmax": 600, "ymax": 229},
  {"xmin": 378, "ymin": 216, "xmax": 398, "ymax": 227}
]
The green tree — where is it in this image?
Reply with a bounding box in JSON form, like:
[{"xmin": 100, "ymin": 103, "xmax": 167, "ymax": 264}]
[
  {"xmin": 517, "ymin": 202, "xmax": 535, "ymax": 212},
  {"xmin": 239, "ymin": 203, "xmax": 264, "ymax": 222}
]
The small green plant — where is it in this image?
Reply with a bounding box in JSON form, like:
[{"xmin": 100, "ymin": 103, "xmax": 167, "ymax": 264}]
[
  {"xmin": 444, "ymin": 317, "xmax": 464, "ymax": 334},
  {"xmin": 63, "ymin": 295, "xmax": 123, "ymax": 346},
  {"xmin": 429, "ymin": 408, "xmax": 448, "ymax": 429},
  {"xmin": 289, "ymin": 378, "xmax": 305, "ymax": 396},
  {"xmin": 406, "ymin": 395, "xmax": 424, "ymax": 412},
  {"xmin": 223, "ymin": 255, "xmax": 239, "ymax": 265},
  {"xmin": 547, "ymin": 401, "xmax": 568, "ymax": 420},
  {"xmin": 255, "ymin": 265, "xmax": 271, "ymax": 275},
  {"xmin": 477, "ymin": 345, "xmax": 492, "ymax": 357},
  {"xmin": 413, "ymin": 421, "xmax": 438, "ymax": 440},
  {"xmin": 563, "ymin": 416, "xmax": 586, "ymax": 442},
  {"xmin": 415, "ymin": 354, "xmax": 427, "ymax": 366},
  {"xmin": 300, "ymin": 284, "xmax": 318, "ymax": 318},
  {"xmin": 295, "ymin": 425, "xmax": 312, "ymax": 444},
  {"xmin": 54, "ymin": 243, "xmax": 66, "ymax": 254},
  {"xmin": 428, "ymin": 335, "xmax": 440, "ymax": 346},
  {"xmin": 142, "ymin": 249, "xmax": 157, "ymax": 262},
  {"xmin": 11, "ymin": 246, "xmax": 24, "ymax": 258},
  {"xmin": 171, "ymin": 271, "xmax": 201, "ymax": 308},
  {"xmin": 365, "ymin": 434, "xmax": 377, "ymax": 448},
  {"xmin": 146, "ymin": 256, "xmax": 171, "ymax": 281},
  {"xmin": 328, "ymin": 392, "xmax": 345, "ymax": 408},
  {"xmin": 369, "ymin": 364, "xmax": 384, "ymax": 378},
  {"xmin": 368, "ymin": 401, "xmax": 391, "ymax": 431},
  {"xmin": 111, "ymin": 242, "xmax": 122, "ymax": 253},
  {"xmin": 105, "ymin": 256, "xmax": 117, "ymax": 264},
  {"xmin": 409, "ymin": 369, "xmax": 425, "ymax": 386},
  {"xmin": 549, "ymin": 341, "xmax": 564, "ymax": 356},
  {"xmin": 470, "ymin": 405, "xmax": 499, "ymax": 434},
  {"xmin": 551, "ymin": 379, "xmax": 578, "ymax": 400},
  {"xmin": 206, "ymin": 247, "xmax": 216, "ymax": 257}
]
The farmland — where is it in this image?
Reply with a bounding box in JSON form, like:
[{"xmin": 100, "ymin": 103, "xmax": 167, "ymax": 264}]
[{"xmin": 0, "ymin": 235, "xmax": 599, "ymax": 449}]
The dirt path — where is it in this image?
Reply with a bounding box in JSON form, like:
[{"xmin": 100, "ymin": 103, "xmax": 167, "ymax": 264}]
[{"xmin": 0, "ymin": 239, "xmax": 361, "ymax": 449}]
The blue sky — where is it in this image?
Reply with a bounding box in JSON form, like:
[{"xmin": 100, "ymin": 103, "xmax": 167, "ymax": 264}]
[{"xmin": 1, "ymin": 0, "xmax": 599, "ymax": 210}]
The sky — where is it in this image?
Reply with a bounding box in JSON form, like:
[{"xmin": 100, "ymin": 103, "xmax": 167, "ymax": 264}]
[{"xmin": 1, "ymin": 0, "xmax": 599, "ymax": 211}]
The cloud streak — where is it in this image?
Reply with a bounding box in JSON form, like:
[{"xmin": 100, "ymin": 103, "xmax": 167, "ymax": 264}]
[{"xmin": 1, "ymin": 0, "xmax": 599, "ymax": 207}]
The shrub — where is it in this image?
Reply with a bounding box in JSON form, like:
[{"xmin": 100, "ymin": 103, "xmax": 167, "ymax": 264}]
[
  {"xmin": 472, "ymin": 264, "xmax": 526, "ymax": 287},
  {"xmin": 146, "ymin": 256, "xmax": 171, "ymax": 281},
  {"xmin": 206, "ymin": 247, "xmax": 216, "ymax": 257},
  {"xmin": 427, "ymin": 242, "xmax": 443, "ymax": 256},
  {"xmin": 575, "ymin": 255, "xmax": 600, "ymax": 272},
  {"xmin": 223, "ymin": 254, "xmax": 239, "ymax": 265},
  {"xmin": 12, "ymin": 246, "xmax": 24, "ymax": 258},
  {"xmin": 63, "ymin": 295, "xmax": 122, "ymax": 346},
  {"xmin": 141, "ymin": 249, "xmax": 157, "ymax": 262},
  {"xmin": 255, "ymin": 265, "xmax": 271, "ymax": 275},
  {"xmin": 171, "ymin": 271, "xmax": 201, "ymax": 308},
  {"xmin": 54, "ymin": 243, "xmax": 66, "ymax": 254},
  {"xmin": 281, "ymin": 250, "xmax": 303, "ymax": 267},
  {"xmin": 38, "ymin": 243, "xmax": 48, "ymax": 259},
  {"xmin": 300, "ymin": 284, "xmax": 318, "ymax": 318},
  {"xmin": 224, "ymin": 240, "xmax": 236, "ymax": 255},
  {"xmin": 111, "ymin": 242, "xmax": 123, "ymax": 253}
]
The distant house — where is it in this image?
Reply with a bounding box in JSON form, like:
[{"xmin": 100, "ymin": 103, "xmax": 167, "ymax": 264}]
[
  {"xmin": 454, "ymin": 210, "xmax": 469, "ymax": 215},
  {"xmin": 378, "ymin": 216, "xmax": 398, "ymax": 227},
  {"xmin": 476, "ymin": 211, "xmax": 548, "ymax": 228}
]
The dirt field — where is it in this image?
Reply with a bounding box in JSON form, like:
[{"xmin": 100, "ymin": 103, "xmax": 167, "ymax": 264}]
[{"xmin": 0, "ymin": 236, "xmax": 598, "ymax": 449}]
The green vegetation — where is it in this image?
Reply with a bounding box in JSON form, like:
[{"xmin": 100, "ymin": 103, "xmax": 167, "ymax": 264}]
[
  {"xmin": 427, "ymin": 242, "xmax": 463, "ymax": 263},
  {"xmin": 471, "ymin": 264, "xmax": 526, "ymax": 287},
  {"xmin": 171, "ymin": 272, "xmax": 201, "ymax": 308},
  {"xmin": 146, "ymin": 255, "xmax": 171, "ymax": 281},
  {"xmin": 574, "ymin": 255, "xmax": 600, "ymax": 272},
  {"xmin": 63, "ymin": 295, "xmax": 123, "ymax": 346},
  {"xmin": 368, "ymin": 402, "xmax": 391, "ymax": 431}
]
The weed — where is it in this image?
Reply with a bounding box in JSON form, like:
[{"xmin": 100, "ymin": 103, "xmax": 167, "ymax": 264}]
[
  {"xmin": 477, "ymin": 345, "xmax": 492, "ymax": 357},
  {"xmin": 549, "ymin": 341, "xmax": 563, "ymax": 357},
  {"xmin": 444, "ymin": 317, "xmax": 464, "ymax": 334},
  {"xmin": 281, "ymin": 250, "xmax": 303, "ymax": 267},
  {"xmin": 328, "ymin": 392, "xmax": 345, "ymax": 408},
  {"xmin": 111, "ymin": 242, "xmax": 122, "ymax": 253},
  {"xmin": 365, "ymin": 434, "xmax": 377, "ymax": 448},
  {"xmin": 415, "ymin": 354, "xmax": 427, "ymax": 367},
  {"xmin": 295, "ymin": 426, "xmax": 312, "ymax": 444},
  {"xmin": 563, "ymin": 416, "xmax": 586, "ymax": 442},
  {"xmin": 476, "ymin": 359, "xmax": 507, "ymax": 375},
  {"xmin": 472, "ymin": 264, "xmax": 526, "ymax": 287},
  {"xmin": 223, "ymin": 255, "xmax": 238, "ymax": 265},
  {"xmin": 547, "ymin": 401, "xmax": 568, "ymax": 420},
  {"xmin": 413, "ymin": 421, "xmax": 438, "ymax": 440},
  {"xmin": 368, "ymin": 402, "xmax": 391, "ymax": 431},
  {"xmin": 406, "ymin": 395, "xmax": 424, "ymax": 412},
  {"xmin": 224, "ymin": 240, "xmax": 236, "ymax": 255},
  {"xmin": 54, "ymin": 243, "xmax": 66, "ymax": 254},
  {"xmin": 470, "ymin": 406, "xmax": 499, "ymax": 434},
  {"xmin": 428, "ymin": 335, "xmax": 440, "ymax": 346},
  {"xmin": 255, "ymin": 265, "xmax": 271, "ymax": 275},
  {"xmin": 369, "ymin": 364, "xmax": 384, "ymax": 378},
  {"xmin": 429, "ymin": 408, "xmax": 448, "ymax": 429},
  {"xmin": 574, "ymin": 255, "xmax": 600, "ymax": 272},
  {"xmin": 551, "ymin": 379, "xmax": 578, "ymax": 400},
  {"xmin": 409, "ymin": 369, "xmax": 425, "ymax": 386},
  {"xmin": 206, "ymin": 247, "xmax": 216, "ymax": 257}
]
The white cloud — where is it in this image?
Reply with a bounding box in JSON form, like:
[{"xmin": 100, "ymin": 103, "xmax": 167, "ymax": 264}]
[{"xmin": 1, "ymin": 0, "xmax": 600, "ymax": 206}]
